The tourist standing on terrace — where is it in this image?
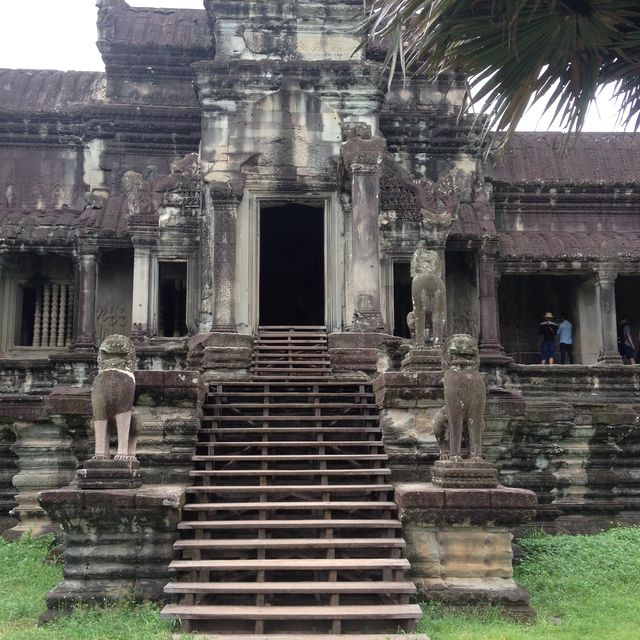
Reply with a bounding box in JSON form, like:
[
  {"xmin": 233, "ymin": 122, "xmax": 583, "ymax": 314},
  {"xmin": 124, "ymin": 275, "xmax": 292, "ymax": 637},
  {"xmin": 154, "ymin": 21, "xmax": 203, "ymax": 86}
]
[{"xmin": 539, "ymin": 312, "xmax": 558, "ymax": 365}]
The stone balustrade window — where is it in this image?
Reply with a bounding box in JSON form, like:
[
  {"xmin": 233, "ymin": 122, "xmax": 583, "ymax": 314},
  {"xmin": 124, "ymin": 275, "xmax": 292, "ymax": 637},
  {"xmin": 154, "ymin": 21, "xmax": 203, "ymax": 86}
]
[{"xmin": 18, "ymin": 282, "xmax": 74, "ymax": 347}]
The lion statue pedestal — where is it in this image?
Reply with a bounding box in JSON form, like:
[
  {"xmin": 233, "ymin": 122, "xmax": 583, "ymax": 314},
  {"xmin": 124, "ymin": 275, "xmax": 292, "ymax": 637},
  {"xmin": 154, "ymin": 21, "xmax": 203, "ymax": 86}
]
[
  {"xmin": 393, "ymin": 334, "xmax": 538, "ymax": 618},
  {"xmin": 77, "ymin": 335, "xmax": 142, "ymax": 490}
]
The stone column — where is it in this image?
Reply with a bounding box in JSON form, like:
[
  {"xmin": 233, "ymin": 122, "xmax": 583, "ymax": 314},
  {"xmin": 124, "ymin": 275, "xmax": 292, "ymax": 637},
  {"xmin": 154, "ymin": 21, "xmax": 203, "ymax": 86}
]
[
  {"xmin": 131, "ymin": 242, "xmax": 153, "ymax": 338},
  {"xmin": 478, "ymin": 247, "xmax": 509, "ymax": 363},
  {"xmin": 597, "ymin": 266, "xmax": 621, "ymax": 364},
  {"xmin": 351, "ymin": 164, "xmax": 385, "ymax": 330},
  {"xmin": 72, "ymin": 249, "xmax": 98, "ymax": 351},
  {"xmin": 4, "ymin": 420, "xmax": 77, "ymax": 541},
  {"xmin": 341, "ymin": 128, "xmax": 386, "ymax": 332},
  {"xmin": 210, "ymin": 194, "xmax": 240, "ymax": 332}
]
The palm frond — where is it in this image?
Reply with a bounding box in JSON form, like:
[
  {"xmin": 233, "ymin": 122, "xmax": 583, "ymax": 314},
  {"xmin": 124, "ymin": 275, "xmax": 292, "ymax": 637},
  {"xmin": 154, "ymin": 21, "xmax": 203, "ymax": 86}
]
[{"xmin": 364, "ymin": 0, "xmax": 640, "ymax": 139}]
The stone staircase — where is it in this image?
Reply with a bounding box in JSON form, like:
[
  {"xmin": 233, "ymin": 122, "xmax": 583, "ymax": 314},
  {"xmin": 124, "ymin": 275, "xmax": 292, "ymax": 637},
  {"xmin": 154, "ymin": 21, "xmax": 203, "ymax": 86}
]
[{"xmin": 162, "ymin": 327, "xmax": 423, "ymax": 638}]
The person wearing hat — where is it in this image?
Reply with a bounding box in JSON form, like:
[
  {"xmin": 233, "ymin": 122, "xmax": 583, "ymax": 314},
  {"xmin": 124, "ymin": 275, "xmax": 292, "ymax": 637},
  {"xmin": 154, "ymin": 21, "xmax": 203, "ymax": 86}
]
[{"xmin": 539, "ymin": 311, "xmax": 558, "ymax": 365}]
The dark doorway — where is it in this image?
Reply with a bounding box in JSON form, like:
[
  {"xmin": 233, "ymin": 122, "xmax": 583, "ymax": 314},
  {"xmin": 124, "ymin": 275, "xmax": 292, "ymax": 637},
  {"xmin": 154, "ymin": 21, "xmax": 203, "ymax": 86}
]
[
  {"xmin": 158, "ymin": 262, "xmax": 188, "ymax": 337},
  {"xmin": 260, "ymin": 203, "xmax": 324, "ymax": 326},
  {"xmin": 393, "ymin": 262, "xmax": 412, "ymax": 338}
]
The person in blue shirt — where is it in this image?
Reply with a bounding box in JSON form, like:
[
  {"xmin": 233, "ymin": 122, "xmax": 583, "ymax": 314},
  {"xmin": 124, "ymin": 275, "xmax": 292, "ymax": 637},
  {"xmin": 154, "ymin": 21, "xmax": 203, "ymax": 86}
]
[{"xmin": 558, "ymin": 312, "xmax": 573, "ymax": 364}]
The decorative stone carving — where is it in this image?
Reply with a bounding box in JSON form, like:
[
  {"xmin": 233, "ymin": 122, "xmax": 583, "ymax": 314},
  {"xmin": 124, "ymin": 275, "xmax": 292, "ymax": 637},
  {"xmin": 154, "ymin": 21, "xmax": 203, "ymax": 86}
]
[
  {"xmin": 340, "ymin": 123, "xmax": 386, "ymax": 174},
  {"xmin": 410, "ymin": 249, "xmax": 446, "ymax": 348},
  {"xmin": 91, "ymin": 334, "xmax": 137, "ymax": 461},
  {"xmin": 84, "ymin": 190, "xmax": 107, "ymax": 211},
  {"xmin": 122, "ymin": 171, "xmax": 157, "ymax": 217},
  {"xmin": 155, "ymin": 152, "xmax": 200, "ymax": 197},
  {"xmin": 432, "ymin": 334, "xmax": 498, "ymax": 488},
  {"xmin": 380, "ymin": 155, "xmax": 459, "ymax": 229},
  {"xmin": 439, "ymin": 334, "xmax": 485, "ymax": 461},
  {"xmin": 78, "ymin": 335, "xmax": 141, "ymax": 489}
]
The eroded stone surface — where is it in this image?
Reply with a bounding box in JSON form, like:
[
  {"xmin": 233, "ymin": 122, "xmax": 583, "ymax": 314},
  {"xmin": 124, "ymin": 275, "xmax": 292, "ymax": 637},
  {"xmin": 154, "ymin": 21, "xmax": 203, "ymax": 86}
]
[{"xmin": 39, "ymin": 484, "xmax": 185, "ymax": 615}]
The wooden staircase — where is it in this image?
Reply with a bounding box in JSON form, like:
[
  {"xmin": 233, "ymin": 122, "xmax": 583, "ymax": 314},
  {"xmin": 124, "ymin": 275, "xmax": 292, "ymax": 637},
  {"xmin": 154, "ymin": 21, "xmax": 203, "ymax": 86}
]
[
  {"xmin": 162, "ymin": 327, "xmax": 424, "ymax": 638},
  {"xmin": 252, "ymin": 326, "xmax": 332, "ymax": 380}
]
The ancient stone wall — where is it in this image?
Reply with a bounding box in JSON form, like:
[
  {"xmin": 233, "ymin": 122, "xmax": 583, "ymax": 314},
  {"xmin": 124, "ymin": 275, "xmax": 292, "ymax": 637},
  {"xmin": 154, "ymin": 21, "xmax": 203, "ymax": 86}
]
[
  {"xmin": 0, "ymin": 368, "xmax": 201, "ymax": 538},
  {"xmin": 373, "ymin": 366, "xmax": 640, "ymax": 533}
]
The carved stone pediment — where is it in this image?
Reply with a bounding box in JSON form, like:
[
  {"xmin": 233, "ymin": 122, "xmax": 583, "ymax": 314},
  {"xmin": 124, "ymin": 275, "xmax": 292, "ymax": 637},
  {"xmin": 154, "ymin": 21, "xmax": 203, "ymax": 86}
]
[{"xmin": 379, "ymin": 156, "xmax": 459, "ymax": 240}]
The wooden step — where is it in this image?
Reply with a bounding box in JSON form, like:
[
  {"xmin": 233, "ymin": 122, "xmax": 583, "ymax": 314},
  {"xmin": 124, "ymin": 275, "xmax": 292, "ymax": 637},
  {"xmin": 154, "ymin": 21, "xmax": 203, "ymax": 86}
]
[
  {"xmin": 202, "ymin": 415, "xmax": 379, "ymax": 422},
  {"xmin": 185, "ymin": 485, "xmax": 394, "ymax": 495},
  {"xmin": 162, "ymin": 604, "xmax": 421, "ymax": 621},
  {"xmin": 251, "ymin": 376, "xmax": 333, "ymax": 381},
  {"xmin": 208, "ymin": 392, "xmax": 373, "ymax": 398},
  {"xmin": 195, "ymin": 441, "xmax": 384, "ymax": 448},
  {"xmin": 169, "ymin": 558, "xmax": 410, "ymax": 571},
  {"xmin": 257, "ymin": 331, "xmax": 328, "ymax": 337},
  {"xmin": 252, "ymin": 358, "xmax": 330, "ymax": 362},
  {"xmin": 196, "ymin": 427, "xmax": 381, "ymax": 435},
  {"xmin": 173, "ymin": 538, "xmax": 405, "ymax": 551},
  {"xmin": 177, "ymin": 519, "xmax": 402, "ymax": 531},
  {"xmin": 204, "ymin": 403, "xmax": 377, "ymax": 410},
  {"xmin": 171, "ymin": 635, "xmax": 429, "ymax": 640},
  {"xmin": 255, "ymin": 345, "xmax": 332, "ymax": 351},
  {"xmin": 189, "ymin": 468, "xmax": 391, "ymax": 478},
  {"xmin": 191, "ymin": 454, "xmax": 388, "ymax": 462},
  {"xmin": 165, "ymin": 580, "xmax": 415, "ymax": 594},
  {"xmin": 182, "ymin": 501, "xmax": 397, "ymax": 512},
  {"xmin": 258, "ymin": 325, "xmax": 327, "ymax": 330},
  {"xmin": 209, "ymin": 381, "xmax": 368, "ymax": 388},
  {"xmin": 252, "ymin": 369, "xmax": 332, "ymax": 375}
]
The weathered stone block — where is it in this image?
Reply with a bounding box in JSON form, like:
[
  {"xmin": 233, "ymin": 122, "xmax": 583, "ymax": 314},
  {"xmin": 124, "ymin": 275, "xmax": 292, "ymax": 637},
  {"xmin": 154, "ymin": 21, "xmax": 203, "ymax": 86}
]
[
  {"xmin": 38, "ymin": 484, "xmax": 185, "ymax": 617},
  {"xmin": 396, "ymin": 482, "xmax": 537, "ymax": 619}
]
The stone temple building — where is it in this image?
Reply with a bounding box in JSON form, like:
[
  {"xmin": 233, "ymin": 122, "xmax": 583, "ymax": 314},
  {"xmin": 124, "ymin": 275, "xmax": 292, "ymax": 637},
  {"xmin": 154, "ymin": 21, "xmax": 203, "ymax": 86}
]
[{"xmin": 1, "ymin": 0, "xmax": 640, "ymax": 633}]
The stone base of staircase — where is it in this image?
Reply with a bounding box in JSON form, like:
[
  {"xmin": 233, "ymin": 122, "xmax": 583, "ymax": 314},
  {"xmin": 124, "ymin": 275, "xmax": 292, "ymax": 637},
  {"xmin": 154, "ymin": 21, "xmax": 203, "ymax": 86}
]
[
  {"xmin": 396, "ymin": 482, "xmax": 537, "ymax": 620},
  {"xmin": 38, "ymin": 484, "xmax": 185, "ymax": 619}
]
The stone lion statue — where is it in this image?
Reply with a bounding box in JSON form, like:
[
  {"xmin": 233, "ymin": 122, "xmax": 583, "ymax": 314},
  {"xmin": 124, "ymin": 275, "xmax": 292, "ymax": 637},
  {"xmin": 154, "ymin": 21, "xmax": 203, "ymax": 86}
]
[
  {"xmin": 438, "ymin": 334, "xmax": 486, "ymax": 462},
  {"xmin": 91, "ymin": 334, "xmax": 138, "ymax": 461},
  {"xmin": 410, "ymin": 248, "xmax": 446, "ymax": 347}
]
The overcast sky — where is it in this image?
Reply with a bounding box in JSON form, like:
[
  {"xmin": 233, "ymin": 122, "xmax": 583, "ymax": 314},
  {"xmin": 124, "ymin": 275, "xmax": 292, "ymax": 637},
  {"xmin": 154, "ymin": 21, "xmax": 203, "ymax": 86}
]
[{"xmin": 0, "ymin": 0, "xmax": 633, "ymax": 132}]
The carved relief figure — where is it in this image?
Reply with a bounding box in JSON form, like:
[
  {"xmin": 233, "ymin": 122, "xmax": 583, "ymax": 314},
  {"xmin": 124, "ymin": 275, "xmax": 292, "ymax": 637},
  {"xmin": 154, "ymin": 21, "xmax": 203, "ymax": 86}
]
[
  {"xmin": 439, "ymin": 334, "xmax": 486, "ymax": 462},
  {"xmin": 91, "ymin": 334, "xmax": 138, "ymax": 461},
  {"xmin": 122, "ymin": 170, "xmax": 157, "ymax": 216},
  {"xmin": 410, "ymin": 248, "xmax": 446, "ymax": 347}
]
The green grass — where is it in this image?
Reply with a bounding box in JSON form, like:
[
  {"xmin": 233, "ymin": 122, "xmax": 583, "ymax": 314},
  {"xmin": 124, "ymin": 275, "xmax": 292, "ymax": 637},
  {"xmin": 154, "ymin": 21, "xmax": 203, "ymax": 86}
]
[
  {"xmin": 0, "ymin": 534, "xmax": 173, "ymax": 640},
  {"xmin": 1, "ymin": 528, "xmax": 639, "ymax": 639},
  {"xmin": 418, "ymin": 527, "xmax": 640, "ymax": 640}
]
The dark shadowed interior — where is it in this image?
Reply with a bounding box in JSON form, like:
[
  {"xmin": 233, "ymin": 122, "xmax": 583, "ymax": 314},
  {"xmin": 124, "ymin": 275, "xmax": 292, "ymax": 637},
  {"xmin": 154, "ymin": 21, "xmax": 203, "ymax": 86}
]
[{"xmin": 259, "ymin": 203, "xmax": 324, "ymax": 326}]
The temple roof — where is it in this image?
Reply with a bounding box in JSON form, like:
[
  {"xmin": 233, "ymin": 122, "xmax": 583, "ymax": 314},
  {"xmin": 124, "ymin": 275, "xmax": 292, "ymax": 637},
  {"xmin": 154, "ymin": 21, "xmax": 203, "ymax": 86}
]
[
  {"xmin": 499, "ymin": 230, "xmax": 640, "ymax": 259},
  {"xmin": 0, "ymin": 197, "xmax": 129, "ymax": 247},
  {"xmin": 492, "ymin": 133, "xmax": 640, "ymax": 185},
  {"xmin": 98, "ymin": 0, "xmax": 213, "ymax": 56},
  {"xmin": 0, "ymin": 69, "xmax": 104, "ymax": 113}
]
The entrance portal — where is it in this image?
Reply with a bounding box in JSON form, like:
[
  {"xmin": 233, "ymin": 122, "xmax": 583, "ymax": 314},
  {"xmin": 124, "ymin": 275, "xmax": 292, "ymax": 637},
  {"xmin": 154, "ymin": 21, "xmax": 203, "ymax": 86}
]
[{"xmin": 259, "ymin": 203, "xmax": 325, "ymax": 326}]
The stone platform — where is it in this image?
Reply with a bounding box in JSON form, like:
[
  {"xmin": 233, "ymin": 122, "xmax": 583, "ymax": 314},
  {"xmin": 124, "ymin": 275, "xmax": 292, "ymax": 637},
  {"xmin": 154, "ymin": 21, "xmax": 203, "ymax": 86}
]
[
  {"xmin": 38, "ymin": 484, "xmax": 185, "ymax": 618},
  {"xmin": 396, "ymin": 482, "xmax": 537, "ymax": 619},
  {"xmin": 77, "ymin": 458, "xmax": 142, "ymax": 490},
  {"xmin": 431, "ymin": 459, "xmax": 498, "ymax": 488}
]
